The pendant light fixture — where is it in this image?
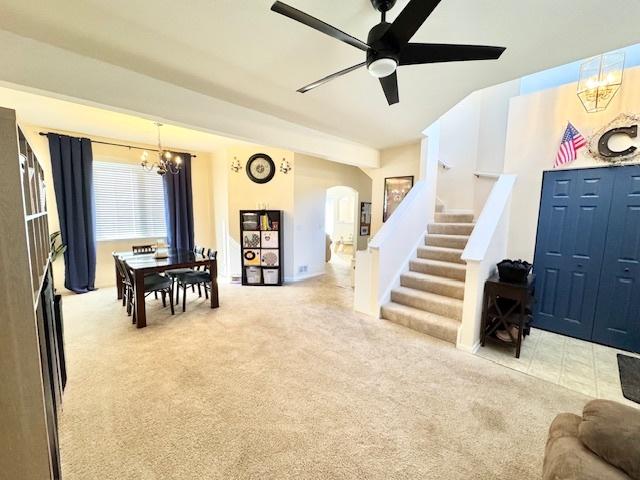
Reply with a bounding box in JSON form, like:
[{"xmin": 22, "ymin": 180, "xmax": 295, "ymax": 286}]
[
  {"xmin": 140, "ymin": 123, "xmax": 183, "ymax": 175},
  {"xmin": 577, "ymin": 52, "xmax": 625, "ymax": 113}
]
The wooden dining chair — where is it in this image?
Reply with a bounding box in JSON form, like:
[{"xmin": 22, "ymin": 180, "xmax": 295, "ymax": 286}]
[
  {"xmin": 113, "ymin": 253, "xmax": 132, "ymax": 310},
  {"xmin": 165, "ymin": 245, "xmax": 200, "ymax": 303},
  {"xmin": 122, "ymin": 263, "xmax": 175, "ymax": 323},
  {"xmin": 114, "ymin": 255, "xmax": 135, "ymax": 315},
  {"xmin": 132, "ymin": 244, "xmax": 155, "ymax": 254},
  {"xmin": 175, "ymin": 251, "xmax": 217, "ymax": 312}
]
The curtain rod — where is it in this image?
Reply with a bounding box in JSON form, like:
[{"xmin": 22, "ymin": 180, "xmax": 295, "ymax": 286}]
[{"xmin": 38, "ymin": 132, "xmax": 197, "ymax": 158}]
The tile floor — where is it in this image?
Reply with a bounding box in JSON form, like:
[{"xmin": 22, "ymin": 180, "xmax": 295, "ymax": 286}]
[{"xmin": 476, "ymin": 328, "xmax": 640, "ymax": 409}]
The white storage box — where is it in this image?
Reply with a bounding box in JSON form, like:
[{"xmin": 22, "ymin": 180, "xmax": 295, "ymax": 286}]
[
  {"xmin": 263, "ymin": 269, "xmax": 279, "ymax": 285},
  {"xmin": 245, "ymin": 267, "xmax": 261, "ymax": 285}
]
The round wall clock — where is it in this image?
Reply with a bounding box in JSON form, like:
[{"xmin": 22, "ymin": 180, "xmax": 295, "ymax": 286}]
[{"xmin": 246, "ymin": 153, "xmax": 276, "ymax": 184}]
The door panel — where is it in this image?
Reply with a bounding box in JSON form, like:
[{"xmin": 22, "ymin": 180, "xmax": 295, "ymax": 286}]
[
  {"xmin": 533, "ymin": 168, "xmax": 614, "ymax": 340},
  {"xmin": 592, "ymin": 166, "xmax": 640, "ymax": 353}
]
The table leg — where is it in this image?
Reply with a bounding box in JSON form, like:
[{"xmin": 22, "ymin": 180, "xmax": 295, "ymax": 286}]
[
  {"xmin": 134, "ymin": 271, "xmax": 147, "ymax": 328},
  {"xmin": 516, "ymin": 302, "xmax": 524, "ymax": 358},
  {"xmin": 116, "ymin": 259, "xmax": 123, "ymax": 300},
  {"xmin": 480, "ymin": 287, "xmax": 488, "ymax": 347},
  {"xmin": 209, "ymin": 260, "xmax": 219, "ymax": 309}
]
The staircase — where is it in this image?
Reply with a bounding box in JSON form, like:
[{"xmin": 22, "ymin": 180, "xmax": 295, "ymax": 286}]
[{"xmin": 380, "ymin": 209, "xmax": 474, "ymax": 344}]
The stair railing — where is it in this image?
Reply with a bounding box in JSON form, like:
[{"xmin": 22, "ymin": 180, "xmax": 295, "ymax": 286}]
[
  {"xmin": 354, "ymin": 180, "xmax": 433, "ymax": 316},
  {"xmin": 458, "ymin": 174, "xmax": 517, "ymax": 352}
]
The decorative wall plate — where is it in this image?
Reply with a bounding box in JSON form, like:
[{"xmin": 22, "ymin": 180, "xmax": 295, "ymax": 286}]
[
  {"xmin": 261, "ymin": 231, "xmax": 278, "ymax": 248},
  {"xmin": 243, "ymin": 232, "xmax": 260, "ymax": 248},
  {"xmin": 243, "ymin": 249, "xmax": 261, "ymax": 266},
  {"xmin": 246, "ymin": 153, "xmax": 276, "ymax": 184},
  {"xmin": 261, "ymin": 249, "xmax": 280, "ymax": 267}
]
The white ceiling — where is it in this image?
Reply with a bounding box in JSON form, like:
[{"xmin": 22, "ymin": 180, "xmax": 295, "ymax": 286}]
[
  {"xmin": 0, "ymin": 86, "xmax": 246, "ymax": 153},
  {"xmin": 0, "ymin": 0, "xmax": 638, "ymax": 149}
]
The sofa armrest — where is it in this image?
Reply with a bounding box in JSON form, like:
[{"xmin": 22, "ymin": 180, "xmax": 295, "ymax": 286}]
[{"xmin": 579, "ymin": 400, "xmax": 640, "ymax": 480}]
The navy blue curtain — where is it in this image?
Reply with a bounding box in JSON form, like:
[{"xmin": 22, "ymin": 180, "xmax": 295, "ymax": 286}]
[
  {"xmin": 47, "ymin": 134, "xmax": 96, "ymax": 293},
  {"xmin": 163, "ymin": 153, "xmax": 194, "ymax": 251}
]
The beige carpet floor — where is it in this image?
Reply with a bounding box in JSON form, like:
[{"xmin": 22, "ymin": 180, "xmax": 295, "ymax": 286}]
[{"xmin": 59, "ymin": 265, "xmax": 589, "ymax": 480}]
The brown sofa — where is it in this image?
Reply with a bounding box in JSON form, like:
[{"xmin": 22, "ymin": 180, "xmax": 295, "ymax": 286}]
[{"xmin": 543, "ymin": 400, "xmax": 640, "ymax": 480}]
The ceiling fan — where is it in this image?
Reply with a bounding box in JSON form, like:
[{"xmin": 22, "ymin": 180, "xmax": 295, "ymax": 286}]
[{"xmin": 271, "ymin": 0, "xmax": 506, "ymax": 105}]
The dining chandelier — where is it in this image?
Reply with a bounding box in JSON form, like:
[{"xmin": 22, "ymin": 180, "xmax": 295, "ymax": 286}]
[{"xmin": 141, "ymin": 123, "xmax": 183, "ymax": 175}]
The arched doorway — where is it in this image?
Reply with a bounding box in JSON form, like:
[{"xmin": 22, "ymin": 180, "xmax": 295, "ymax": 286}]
[{"xmin": 325, "ymin": 186, "xmax": 358, "ymax": 287}]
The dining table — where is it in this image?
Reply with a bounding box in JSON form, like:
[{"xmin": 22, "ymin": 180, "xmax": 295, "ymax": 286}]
[{"xmin": 114, "ymin": 249, "xmax": 219, "ymax": 328}]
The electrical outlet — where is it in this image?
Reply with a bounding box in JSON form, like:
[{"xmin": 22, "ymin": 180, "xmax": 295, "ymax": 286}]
[{"xmin": 298, "ymin": 265, "xmax": 308, "ymax": 274}]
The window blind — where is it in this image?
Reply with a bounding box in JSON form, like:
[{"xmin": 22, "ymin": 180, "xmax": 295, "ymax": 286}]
[{"xmin": 93, "ymin": 161, "xmax": 167, "ymax": 241}]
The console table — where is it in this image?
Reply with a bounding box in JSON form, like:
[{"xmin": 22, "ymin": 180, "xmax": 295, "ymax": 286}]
[{"xmin": 480, "ymin": 274, "xmax": 535, "ymax": 358}]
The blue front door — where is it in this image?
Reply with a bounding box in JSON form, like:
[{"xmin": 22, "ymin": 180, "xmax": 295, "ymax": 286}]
[
  {"xmin": 592, "ymin": 166, "xmax": 640, "ymax": 352},
  {"xmin": 532, "ymin": 168, "xmax": 614, "ymax": 341}
]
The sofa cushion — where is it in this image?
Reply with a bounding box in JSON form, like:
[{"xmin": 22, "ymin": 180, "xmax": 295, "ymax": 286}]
[
  {"xmin": 579, "ymin": 400, "xmax": 640, "ymax": 480},
  {"xmin": 548, "ymin": 413, "xmax": 581, "ymax": 440},
  {"xmin": 543, "ymin": 414, "xmax": 632, "ymax": 480}
]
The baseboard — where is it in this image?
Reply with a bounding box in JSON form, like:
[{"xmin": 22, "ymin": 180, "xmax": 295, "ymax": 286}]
[
  {"xmin": 457, "ymin": 341, "xmax": 480, "ymax": 354},
  {"xmin": 285, "ymin": 271, "xmax": 325, "ymax": 283}
]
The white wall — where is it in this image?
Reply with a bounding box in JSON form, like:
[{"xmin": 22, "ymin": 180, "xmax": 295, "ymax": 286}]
[
  {"xmin": 20, "ymin": 124, "xmax": 215, "ymax": 289},
  {"xmin": 225, "ymin": 145, "xmax": 295, "ymax": 280},
  {"xmin": 364, "ymin": 142, "xmax": 421, "ymax": 236},
  {"xmin": 293, "ymin": 153, "xmax": 372, "ymax": 280},
  {"xmin": 503, "ymin": 66, "xmax": 640, "ymax": 262},
  {"xmin": 211, "ymin": 151, "xmax": 230, "ymax": 278},
  {"xmin": 436, "ymin": 93, "xmax": 481, "ymax": 212},
  {"xmin": 433, "ymin": 80, "xmax": 521, "ymax": 216}
]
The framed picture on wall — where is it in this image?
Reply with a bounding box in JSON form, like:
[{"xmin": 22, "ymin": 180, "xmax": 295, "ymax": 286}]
[
  {"xmin": 383, "ymin": 176, "xmax": 414, "ymax": 222},
  {"xmin": 360, "ymin": 202, "xmax": 371, "ymax": 236}
]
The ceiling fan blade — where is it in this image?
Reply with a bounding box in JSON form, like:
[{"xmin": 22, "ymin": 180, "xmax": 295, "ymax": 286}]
[
  {"xmin": 379, "ymin": 72, "xmax": 399, "ymax": 105},
  {"xmin": 379, "ymin": 0, "xmax": 443, "ymax": 48},
  {"xmin": 298, "ymin": 62, "xmax": 367, "ymax": 93},
  {"xmin": 400, "ymin": 43, "xmax": 506, "ymax": 65},
  {"xmin": 271, "ymin": 1, "xmax": 369, "ymax": 52}
]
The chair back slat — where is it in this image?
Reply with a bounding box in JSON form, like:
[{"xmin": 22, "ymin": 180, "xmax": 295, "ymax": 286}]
[
  {"xmin": 122, "ymin": 260, "xmax": 135, "ymax": 286},
  {"xmin": 113, "ymin": 253, "xmax": 127, "ymax": 279},
  {"xmin": 115, "ymin": 256, "xmax": 134, "ymax": 286}
]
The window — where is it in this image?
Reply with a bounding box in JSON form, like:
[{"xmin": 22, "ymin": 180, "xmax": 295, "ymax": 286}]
[{"xmin": 93, "ymin": 161, "xmax": 167, "ymax": 241}]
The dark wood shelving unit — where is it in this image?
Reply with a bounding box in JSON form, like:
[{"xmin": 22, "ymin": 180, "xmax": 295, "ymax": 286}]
[
  {"xmin": 1, "ymin": 107, "xmax": 64, "ymax": 479},
  {"xmin": 240, "ymin": 210, "xmax": 283, "ymax": 286}
]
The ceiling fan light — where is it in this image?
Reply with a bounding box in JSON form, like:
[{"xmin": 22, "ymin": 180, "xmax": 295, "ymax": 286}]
[{"xmin": 367, "ymin": 58, "xmax": 397, "ymax": 78}]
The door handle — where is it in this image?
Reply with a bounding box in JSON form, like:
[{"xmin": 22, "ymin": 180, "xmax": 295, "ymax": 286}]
[{"xmin": 624, "ymin": 267, "xmax": 630, "ymax": 273}]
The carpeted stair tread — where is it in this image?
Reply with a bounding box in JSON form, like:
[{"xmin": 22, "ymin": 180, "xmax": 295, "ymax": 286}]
[
  {"xmin": 391, "ymin": 286, "xmax": 463, "ymax": 320},
  {"xmin": 425, "ymin": 234, "xmax": 470, "ymax": 249},
  {"xmin": 417, "ymin": 245, "xmax": 465, "ymax": 264},
  {"xmin": 435, "ymin": 212, "xmax": 474, "ymax": 223},
  {"xmin": 381, "ymin": 302, "xmax": 460, "ymax": 344},
  {"xmin": 400, "ymin": 271, "xmax": 465, "ymax": 300},
  {"xmin": 409, "ymin": 258, "xmax": 466, "ymax": 281},
  {"xmin": 428, "ymin": 222, "xmax": 475, "ymax": 235}
]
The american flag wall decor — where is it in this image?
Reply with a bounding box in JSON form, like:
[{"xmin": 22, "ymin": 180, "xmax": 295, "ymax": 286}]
[{"xmin": 555, "ymin": 122, "xmax": 587, "ymax": 168}]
